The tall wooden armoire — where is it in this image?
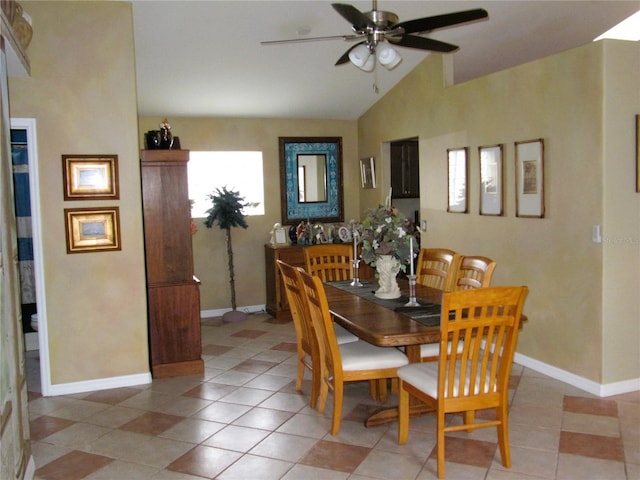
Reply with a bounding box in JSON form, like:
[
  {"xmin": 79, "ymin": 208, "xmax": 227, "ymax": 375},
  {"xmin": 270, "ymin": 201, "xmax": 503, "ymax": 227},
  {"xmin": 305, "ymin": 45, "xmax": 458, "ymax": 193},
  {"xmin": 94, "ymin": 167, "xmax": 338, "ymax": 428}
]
[{"xmin": 140, "ymin": 149, "xmax": 204, "ymax": 378}]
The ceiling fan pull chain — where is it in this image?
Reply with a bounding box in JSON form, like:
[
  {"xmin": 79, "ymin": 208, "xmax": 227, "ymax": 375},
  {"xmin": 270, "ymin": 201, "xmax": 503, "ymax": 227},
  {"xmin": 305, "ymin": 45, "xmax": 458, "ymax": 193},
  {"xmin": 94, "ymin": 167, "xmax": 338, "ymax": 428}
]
[{"xmin": 372, "ymin": 66, "xmax": 380, "ymax": 94}]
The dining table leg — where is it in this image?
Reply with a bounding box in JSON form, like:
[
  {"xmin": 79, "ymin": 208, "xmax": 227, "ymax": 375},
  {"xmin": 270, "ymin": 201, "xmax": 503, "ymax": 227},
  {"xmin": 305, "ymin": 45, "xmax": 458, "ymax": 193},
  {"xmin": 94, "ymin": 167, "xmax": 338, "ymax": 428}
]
[{"xmin": 364, "ymin": 344, "xmax": 435, "ymax": 427}]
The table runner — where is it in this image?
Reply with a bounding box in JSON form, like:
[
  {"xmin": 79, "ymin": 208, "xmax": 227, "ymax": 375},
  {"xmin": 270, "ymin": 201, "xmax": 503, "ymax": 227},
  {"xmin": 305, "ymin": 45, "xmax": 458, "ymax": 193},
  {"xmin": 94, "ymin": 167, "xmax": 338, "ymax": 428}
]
[{"xmin": 326, "ymin": 280, "xmax": 442, "ymax": 327}]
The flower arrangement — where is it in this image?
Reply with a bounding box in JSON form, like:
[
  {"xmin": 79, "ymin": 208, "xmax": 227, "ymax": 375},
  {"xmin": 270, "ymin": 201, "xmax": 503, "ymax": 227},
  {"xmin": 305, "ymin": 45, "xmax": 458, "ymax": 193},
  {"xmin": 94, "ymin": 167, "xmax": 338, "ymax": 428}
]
[{"xmin": 359, "ymin": 205, "xmax": 412, "ymax": 269}]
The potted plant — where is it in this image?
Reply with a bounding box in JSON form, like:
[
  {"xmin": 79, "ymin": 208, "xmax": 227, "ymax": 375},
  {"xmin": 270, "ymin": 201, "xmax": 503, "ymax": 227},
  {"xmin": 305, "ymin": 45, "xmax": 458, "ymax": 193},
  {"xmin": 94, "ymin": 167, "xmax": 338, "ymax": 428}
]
[{"xmin": 204, "ymin": 186, "xmax": 254, "ymax": 322}]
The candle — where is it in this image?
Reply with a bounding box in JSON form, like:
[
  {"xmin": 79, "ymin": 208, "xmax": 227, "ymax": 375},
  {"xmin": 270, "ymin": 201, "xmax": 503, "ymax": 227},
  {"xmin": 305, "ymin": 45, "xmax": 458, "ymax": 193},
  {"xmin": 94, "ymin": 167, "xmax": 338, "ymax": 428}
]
[
  {"xmin": 409, "ymin": 236, "xmax": 414, "ymax": 276},
  {"xmin": 353, "ymin": 229, "xmax": 358, "ymax": 260}
]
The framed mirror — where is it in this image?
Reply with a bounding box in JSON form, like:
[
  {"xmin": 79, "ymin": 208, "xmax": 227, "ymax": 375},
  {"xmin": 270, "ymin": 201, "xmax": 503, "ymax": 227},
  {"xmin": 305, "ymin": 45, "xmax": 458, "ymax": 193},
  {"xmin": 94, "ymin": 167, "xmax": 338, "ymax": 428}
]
[{"xmin": 279, "ymin": 137, "xmax": 344, "ymax": 224}]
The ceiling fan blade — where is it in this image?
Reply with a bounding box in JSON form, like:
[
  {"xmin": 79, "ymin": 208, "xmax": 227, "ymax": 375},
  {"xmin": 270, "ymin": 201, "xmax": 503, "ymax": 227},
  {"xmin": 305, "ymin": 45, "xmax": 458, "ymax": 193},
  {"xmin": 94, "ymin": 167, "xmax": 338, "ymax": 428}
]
[
  {"xmin": 335, "ymin": 41, "xmax": 366, "ymax": 65},
  {"xmin": 332, "ymin": 3, "xmax": 374, "ymax": 31},
  {"xmin": 395, "ymin": 9, "xmax": 488, "ymax": 35},
  {"xmin": 390, "ymin": 35, "xmax": 458, "ymax": 53},
  {"xmin": 261, "ymin": 34, "xmax": 361, "ymax": 46}
]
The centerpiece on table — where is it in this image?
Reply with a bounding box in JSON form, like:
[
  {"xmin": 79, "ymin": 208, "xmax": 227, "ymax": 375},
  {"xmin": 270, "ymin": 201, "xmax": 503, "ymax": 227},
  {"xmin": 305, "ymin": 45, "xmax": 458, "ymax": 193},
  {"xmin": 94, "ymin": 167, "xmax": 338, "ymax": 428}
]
[{"xmin": 360, "ymin": 205, "xmax": 413, "ymax": 299}]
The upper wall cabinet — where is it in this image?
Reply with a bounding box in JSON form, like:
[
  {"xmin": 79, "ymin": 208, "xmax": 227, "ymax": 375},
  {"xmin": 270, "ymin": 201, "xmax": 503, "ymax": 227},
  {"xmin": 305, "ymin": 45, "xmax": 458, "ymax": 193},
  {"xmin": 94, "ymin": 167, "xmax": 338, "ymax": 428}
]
[{"xmin": 391, "ymin": 138, "xmax": 419, "ymax": 199}]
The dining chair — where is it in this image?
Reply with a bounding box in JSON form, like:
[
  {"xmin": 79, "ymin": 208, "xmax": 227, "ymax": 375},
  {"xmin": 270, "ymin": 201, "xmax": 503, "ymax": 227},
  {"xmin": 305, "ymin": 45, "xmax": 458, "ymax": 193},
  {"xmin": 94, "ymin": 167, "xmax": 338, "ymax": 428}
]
[
  {"xmin": 304, "ymin": 244, "xmax": 353, "ymax": 282},
  {"xmin": 421, "ymin": 254, "xmax": 497, "ymax": 361},
  {"xmin": 453, "ymin": 255, "xmax": 497, "ymax": 291},
  {"xmin": 297, "ymin": 267, "xmax": 410, "ymax": 435},
  {"xmin": 304, "ymin": 244, "xmax": 359, "ymax": 345},
  {"xmin": 415, "ymin": 248, "xmax": 460, "ymax": 292},
  {"xmin": 277, "ymin": 259, "xmax": 322, "ymax": 408},
  {"xmin": 397, "ymin": 286, "xmax": 529, "ymax": 479}
]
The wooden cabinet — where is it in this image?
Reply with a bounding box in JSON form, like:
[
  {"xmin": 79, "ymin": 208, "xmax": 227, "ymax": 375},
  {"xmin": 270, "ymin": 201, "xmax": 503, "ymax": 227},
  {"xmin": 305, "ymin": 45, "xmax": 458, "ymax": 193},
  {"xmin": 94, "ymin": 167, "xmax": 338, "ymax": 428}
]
[
  {"xmin": 264, "ymin": 243, "xmax": 375, "ymax": 321},
  {"xmin": 141, "ymin": 149, "xmax": 204, "ymax": 378},
  {"xmin": 391, "ymin": 139, "xmax": 419, "ymax": 198},
  {"xmin": 265, "ymin": 244, "xmax": 306, "ymax": 320}
]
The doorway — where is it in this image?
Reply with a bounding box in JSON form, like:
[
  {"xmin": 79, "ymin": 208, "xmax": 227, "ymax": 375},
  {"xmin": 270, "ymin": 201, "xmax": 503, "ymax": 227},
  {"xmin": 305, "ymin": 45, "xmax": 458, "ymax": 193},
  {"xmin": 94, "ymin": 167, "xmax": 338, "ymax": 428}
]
[
  {"xmin": 390, "ymin": 137, "xmax": 420, "ymax": 227},
  {"xmin": 10, "ymin": 118, "xmax": 49, "ymax": 395}
]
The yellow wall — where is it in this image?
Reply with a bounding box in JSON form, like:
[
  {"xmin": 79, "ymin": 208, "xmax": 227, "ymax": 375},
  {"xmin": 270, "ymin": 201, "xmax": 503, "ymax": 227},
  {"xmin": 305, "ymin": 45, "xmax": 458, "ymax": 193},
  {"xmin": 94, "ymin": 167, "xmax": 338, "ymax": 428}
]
[
  {"xmin": 8, "ymin": 2, "xmax": 149, "ymax": 385},
  {"xmin": 138, "ymin": 117, "xmax": 359, "ymax": 311},
  {"xmin": 358, "ymin": 40, "xmax": 640, "ymax": 385}
]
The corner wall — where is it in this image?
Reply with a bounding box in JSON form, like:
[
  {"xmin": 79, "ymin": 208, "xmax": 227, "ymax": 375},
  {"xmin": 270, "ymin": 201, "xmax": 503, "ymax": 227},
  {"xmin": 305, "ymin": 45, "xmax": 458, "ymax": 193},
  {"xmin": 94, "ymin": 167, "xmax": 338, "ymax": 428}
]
[{"xmin": 8, "ymin": 2, "xmax": 149, "ymax": 388}]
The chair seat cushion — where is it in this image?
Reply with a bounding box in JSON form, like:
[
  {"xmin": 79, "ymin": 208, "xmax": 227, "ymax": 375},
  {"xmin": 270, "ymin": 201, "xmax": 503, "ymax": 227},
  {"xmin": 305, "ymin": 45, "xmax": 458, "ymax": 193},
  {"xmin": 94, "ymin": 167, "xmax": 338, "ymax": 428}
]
[
  {"xmin": 340, "ymin": 341, "xmax": 409, "ymax": 371},
  {"xmin": 419, "ymin": 341, "xmax": 464, "ymax": 358},
  {"xmin": 334, "ymin": 323, "xmax": 359, "ymax": 344},
  {"xmin": 398, "ymin": 360, "xmax": 495, "ymax": 398}
]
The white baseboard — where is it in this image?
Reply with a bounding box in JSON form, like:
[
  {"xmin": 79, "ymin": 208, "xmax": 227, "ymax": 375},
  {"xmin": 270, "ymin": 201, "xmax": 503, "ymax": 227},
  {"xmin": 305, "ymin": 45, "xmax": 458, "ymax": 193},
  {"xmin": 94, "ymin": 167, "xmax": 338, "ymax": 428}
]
[
  {"xmin": 514, "ymin": 352, "xmax": 640, "ymax": 398},
  {"xmin": 201, "ymin": 304, "xmax": 266, "ymax": 319},
  {"xmin": 46, "ymin": 372, "xmax": 152, "ymax": 397}
]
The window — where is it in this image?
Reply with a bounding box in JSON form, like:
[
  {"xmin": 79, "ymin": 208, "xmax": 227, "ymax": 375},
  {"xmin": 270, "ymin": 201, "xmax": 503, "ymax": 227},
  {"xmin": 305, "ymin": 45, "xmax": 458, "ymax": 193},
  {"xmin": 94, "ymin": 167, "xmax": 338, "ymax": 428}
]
[{"xmin": 188, "ymin": 151, "xmax": 265, "ymax": 218}]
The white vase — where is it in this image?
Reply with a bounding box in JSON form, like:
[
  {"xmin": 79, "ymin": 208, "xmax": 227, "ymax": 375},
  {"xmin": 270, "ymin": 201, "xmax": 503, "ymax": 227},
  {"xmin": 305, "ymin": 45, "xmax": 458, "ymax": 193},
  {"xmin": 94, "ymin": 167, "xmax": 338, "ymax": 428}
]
[{"xmin": 375, "ymin": 254, "xmax": 402, "ymax": 299}]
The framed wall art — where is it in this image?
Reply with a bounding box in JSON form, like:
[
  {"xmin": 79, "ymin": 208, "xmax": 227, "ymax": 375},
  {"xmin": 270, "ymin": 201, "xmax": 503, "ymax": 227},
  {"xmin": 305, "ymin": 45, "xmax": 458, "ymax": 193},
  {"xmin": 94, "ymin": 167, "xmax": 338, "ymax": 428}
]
[
  {"xmin": 360, "ymin": 157, "xmax": 376, "ymax": 189},
  {"xmin": 479, "ymin": 144, "xmax": 504, "ymax": 216},
  {"xmin": 278, "ymin": 137, "xmax": 344, "ymax": 224},
  {"xmin": 63, "ymin": 154, "xmax": 119, "ymax": 200},
  {"xmin": 64, "ymin": 207, "xmax": 121, "ymax": 253},
  {"xmin": 515, "ymin": 139, "xmax": 545, "ymax": 218},
  {"xmin": 447, "ymin": 147, "xmax": 468, "ymax": 213}
]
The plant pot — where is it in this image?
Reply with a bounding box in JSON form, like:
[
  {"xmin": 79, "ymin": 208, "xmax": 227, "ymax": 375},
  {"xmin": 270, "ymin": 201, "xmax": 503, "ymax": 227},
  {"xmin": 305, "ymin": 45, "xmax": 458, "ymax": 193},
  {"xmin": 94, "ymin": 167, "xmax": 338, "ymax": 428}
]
[{"xmin": 222, "ymin": 310, "xmax": 248, "ymax": 323}]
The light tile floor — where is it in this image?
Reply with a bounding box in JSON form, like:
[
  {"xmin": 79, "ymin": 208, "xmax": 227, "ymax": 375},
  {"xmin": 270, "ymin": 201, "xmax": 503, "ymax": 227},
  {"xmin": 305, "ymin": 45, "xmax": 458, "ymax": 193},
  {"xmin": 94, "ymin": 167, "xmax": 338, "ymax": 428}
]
[{"xmin": 27, "ymin": 313, "xmax": 639, "ymax": 479}]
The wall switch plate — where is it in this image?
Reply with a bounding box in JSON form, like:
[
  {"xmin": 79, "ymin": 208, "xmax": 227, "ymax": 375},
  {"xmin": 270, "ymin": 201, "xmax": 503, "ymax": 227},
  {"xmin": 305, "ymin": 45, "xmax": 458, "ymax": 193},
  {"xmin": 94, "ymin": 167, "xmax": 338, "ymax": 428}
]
[
  {"xmin": 421, "ymin": 220, "xmax": 427, "ymax": 231},
  {"xmin": 592, "ymin": 225, "xmax": 602, "ymax": 243}
]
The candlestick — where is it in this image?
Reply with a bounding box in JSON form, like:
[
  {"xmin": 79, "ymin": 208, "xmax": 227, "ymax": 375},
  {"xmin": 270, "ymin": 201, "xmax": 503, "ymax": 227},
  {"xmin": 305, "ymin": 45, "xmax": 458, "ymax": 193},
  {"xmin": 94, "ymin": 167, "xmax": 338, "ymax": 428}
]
[
  {"xmin": 351, "ymin": 229, "xmax": 363, "ymax": 286},
  {"xmin": 409, "ymin": 236, "xmax": 414, "ymax": 276},
  {"xmin": 405, "ymin": 274, "xmax": 419, "ymax": 307},
  {"xmin": 353, "ymin": 229, "xmax": 358, "ymax": 260}
]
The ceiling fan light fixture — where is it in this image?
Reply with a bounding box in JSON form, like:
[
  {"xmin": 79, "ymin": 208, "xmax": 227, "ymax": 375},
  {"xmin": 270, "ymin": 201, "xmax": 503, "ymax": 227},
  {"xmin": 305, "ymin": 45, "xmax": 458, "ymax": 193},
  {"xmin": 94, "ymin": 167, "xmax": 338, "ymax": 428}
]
[
  {"xmin": 349, "ymin": 43, "xmax": 375, "ymax": 71},
  {"xmin": 376, "ymin": 42, "xmax": 402, "ymax": 70}
]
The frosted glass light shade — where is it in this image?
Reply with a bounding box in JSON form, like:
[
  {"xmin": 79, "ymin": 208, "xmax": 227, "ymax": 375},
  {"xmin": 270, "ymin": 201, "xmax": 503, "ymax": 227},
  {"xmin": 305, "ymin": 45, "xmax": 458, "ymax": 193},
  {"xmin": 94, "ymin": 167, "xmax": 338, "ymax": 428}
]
[
  {"xmin": 377, "ymin": 42, "xmax": 402, "ymax": 70},
  {"xmin": 349, "ymin": 44, "xmax": 375, "ymax": 71}
]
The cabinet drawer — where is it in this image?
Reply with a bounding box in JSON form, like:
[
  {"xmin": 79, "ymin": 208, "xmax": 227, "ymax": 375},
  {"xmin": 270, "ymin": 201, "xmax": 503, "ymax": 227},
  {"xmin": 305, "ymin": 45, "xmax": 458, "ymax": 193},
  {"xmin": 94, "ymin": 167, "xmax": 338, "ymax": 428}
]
[{"xmin": 277, "ymin": 247, "xmax": 305, "ymax": 267}]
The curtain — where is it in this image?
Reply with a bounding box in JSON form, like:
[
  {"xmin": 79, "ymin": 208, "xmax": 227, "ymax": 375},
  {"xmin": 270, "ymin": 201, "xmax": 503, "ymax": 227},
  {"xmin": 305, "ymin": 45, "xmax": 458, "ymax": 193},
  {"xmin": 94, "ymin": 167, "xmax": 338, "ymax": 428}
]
[{"xmin": 10, "ymin": 129, "xmax": 35, "ymax": 308}]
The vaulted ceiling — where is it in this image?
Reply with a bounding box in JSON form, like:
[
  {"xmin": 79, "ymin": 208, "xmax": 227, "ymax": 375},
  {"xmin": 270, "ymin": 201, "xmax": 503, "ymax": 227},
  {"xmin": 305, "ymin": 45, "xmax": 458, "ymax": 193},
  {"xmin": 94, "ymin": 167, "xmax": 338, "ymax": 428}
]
[{"xmin": 132, "ymin": 1, "xmax": 639, "ymax": 120}]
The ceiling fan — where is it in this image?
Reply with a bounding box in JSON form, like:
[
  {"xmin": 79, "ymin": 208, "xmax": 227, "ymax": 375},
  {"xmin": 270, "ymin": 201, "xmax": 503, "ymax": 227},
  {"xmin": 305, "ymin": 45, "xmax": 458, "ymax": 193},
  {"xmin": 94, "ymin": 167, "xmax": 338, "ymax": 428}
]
[{"xmin": 262, "ymin": 1, "xmax": 488, "ymax": 71}]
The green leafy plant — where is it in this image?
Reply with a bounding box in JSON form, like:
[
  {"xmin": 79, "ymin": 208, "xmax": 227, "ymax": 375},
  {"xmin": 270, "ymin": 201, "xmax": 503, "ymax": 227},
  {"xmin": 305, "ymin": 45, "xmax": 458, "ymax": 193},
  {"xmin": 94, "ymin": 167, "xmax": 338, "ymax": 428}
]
[
  {"xmin": 360, "ymin": 205, "xmax": 412, "ymax": 269},
  {"xmin": 204, "ymin": 187, "xmax": 254, "ymax": 318}
]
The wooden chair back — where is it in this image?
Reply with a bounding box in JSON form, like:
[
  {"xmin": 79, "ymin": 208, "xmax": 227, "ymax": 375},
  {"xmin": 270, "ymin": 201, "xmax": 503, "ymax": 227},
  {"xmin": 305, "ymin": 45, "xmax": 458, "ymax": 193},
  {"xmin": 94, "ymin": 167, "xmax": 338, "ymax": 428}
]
[
  {"xmin": 276, "ymin": 260, "xmax": 320, "ymax": 407},
  {"xmin": 437, "ymin": 286, "xmax": 527, "ymax": 408},
  {"xmin": 304, "ymin": 244, "xmax": 353, "ymax": 282},
  {"xmin": 415, "ymin": 248, "xmax": 460, "ymax": 291},
  {"xmin": 298, "ymin": 267, "xmax": 409, "ymax": 435},
  {"xmin": 398, "ymin": 285, "xmax": 528, "ymax": 478},
  {"xmin": 453, "ymin": 255, "xmax": 497, "ymax": 291}
]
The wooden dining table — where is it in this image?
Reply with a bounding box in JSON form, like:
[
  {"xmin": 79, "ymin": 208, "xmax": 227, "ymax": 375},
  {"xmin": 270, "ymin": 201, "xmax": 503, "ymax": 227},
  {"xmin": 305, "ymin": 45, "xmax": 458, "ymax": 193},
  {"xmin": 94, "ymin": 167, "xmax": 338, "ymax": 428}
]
[{"xmin": 323, "ymin": 278, "xmax": 445, "ymax": 426}]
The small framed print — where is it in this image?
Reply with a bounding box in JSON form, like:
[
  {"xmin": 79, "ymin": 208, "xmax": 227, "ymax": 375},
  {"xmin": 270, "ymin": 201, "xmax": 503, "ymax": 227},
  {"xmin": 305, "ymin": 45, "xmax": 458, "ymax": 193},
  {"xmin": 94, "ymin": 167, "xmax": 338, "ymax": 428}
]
[
  {"xmin": 515, "ymin": 139, "xmax": 545, "ymax": 218},
  {"xmin": 479, "ymin": 144, "xmax": 504, "ymax": 216},
  {"xmin": 360, "ymin": 157, "xmax": 376, "ymax": 189},
  {"xmin": 447, "ymin": 147, "xmax": 468, "ymax": 213},
  {"xmin": 64, "ymin": 207, "xmax": 121, "ymax": 253},
  {"xmin": 63, "ymin": 155, "xmax": 119, "ymax": 200}
]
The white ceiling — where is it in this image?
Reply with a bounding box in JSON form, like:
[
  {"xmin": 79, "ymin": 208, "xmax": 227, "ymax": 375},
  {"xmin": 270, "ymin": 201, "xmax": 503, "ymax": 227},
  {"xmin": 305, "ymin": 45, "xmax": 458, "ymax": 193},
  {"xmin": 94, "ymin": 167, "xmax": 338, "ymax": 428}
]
[{"xmin": 132, "ymin": 1, "xmax": 639, "ymax": 120}]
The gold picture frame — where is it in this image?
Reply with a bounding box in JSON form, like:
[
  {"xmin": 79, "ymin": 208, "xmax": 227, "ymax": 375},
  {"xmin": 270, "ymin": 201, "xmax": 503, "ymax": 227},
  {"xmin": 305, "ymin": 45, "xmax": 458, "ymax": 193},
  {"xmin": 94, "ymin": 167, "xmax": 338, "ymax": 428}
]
[
  {"xmin": 63, "ymin": 155, "xmax": 119, "ymax": 200},
  {"xmin": 64, "ymin": 207, "xmax": 121, "ymax": 253}
]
